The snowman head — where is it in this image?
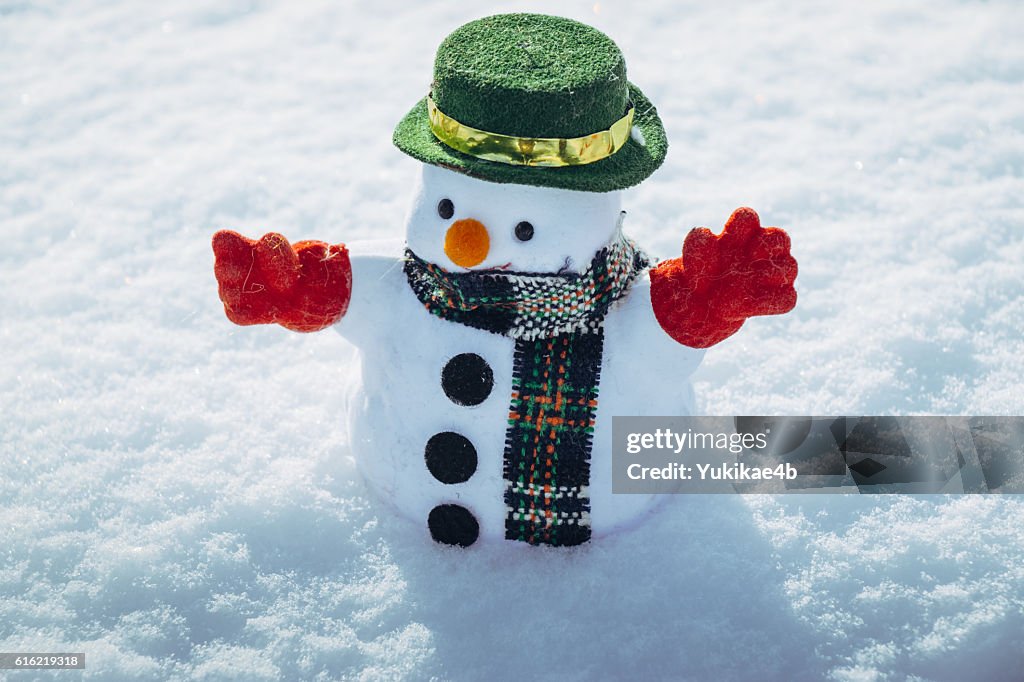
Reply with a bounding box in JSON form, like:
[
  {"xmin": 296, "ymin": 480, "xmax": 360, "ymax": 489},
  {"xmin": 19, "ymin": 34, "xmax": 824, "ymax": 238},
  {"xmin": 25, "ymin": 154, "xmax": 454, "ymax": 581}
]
[
  {"xmin": 405, "ymin": 164, "xmax": 622, "ymax": 274},
  {"xmin": 392, "ymin": 14, "xmax": 668, "ymax": 271}
]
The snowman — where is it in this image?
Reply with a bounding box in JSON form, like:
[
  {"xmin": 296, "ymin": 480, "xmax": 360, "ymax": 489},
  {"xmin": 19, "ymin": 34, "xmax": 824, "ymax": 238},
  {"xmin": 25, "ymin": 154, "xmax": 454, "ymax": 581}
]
[{"xmin": 212, "ymin": 14, "xmax": 797, "ymax": 547}]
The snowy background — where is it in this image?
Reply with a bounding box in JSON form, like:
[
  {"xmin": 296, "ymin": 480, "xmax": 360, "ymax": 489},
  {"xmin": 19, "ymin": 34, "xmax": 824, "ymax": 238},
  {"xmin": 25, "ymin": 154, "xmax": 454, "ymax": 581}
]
[{"xmin": 2, "ymin": 0, "xmax": 1023, "ymax": 680}]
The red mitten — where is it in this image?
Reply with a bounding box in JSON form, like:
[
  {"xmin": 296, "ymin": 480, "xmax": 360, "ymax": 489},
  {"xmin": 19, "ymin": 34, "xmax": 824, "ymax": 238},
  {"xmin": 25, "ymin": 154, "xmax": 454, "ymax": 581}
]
[
  {"xmin": 212, "ymin": 230, "xmax": 352, "ymax": 333},
  {"xmin": 649, "ymin": 208, "xmax": 797, "ymax": 348}
]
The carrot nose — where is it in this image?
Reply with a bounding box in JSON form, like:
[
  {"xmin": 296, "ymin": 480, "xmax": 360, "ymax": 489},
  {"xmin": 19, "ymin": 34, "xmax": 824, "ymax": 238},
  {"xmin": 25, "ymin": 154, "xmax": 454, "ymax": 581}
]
[{"xmin": 444, "ymin": 219, "xmax": 490, "ymax": 268}]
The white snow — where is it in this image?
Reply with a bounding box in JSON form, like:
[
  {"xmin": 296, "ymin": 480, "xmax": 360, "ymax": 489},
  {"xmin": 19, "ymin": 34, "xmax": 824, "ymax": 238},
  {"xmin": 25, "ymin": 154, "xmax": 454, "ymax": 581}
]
[{"xmin": 2, "ymin": 1, "xmax": 1022, "ymax": 680}]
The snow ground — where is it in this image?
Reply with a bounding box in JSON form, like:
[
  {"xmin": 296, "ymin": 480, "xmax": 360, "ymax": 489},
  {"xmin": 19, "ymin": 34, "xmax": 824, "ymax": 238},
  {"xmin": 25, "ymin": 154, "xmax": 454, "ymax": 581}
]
[{"xmin": 2, "ymin": 0, "xmax": 1023, "ymax": 680}]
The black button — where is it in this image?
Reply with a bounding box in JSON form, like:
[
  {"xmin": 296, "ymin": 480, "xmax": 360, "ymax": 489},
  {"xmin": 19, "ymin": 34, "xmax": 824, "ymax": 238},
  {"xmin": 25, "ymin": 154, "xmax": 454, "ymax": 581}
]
[
  {"xmin": 425, "ymin": 431, "xmax": 477, "ymax": 484},
  {"xmin": 441, "ymin": 353, "xmax": 493, "ymax": 406},
  {"xmin": 428, "ymin": 504, "xmax": 479, "ymax": 547}
]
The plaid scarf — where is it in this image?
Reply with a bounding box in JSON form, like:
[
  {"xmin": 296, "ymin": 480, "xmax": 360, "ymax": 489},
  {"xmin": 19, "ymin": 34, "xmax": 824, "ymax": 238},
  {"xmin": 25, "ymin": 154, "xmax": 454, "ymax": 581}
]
[{"xmin": 405, "ymin": 233, "xmax": 649, "ymax": 546}]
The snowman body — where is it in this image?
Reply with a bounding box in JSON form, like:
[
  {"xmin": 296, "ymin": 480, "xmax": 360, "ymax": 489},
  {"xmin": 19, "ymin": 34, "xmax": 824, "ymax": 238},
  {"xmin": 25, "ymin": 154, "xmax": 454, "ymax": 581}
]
[{"xmin": 335, "ymin": 165, "xmax": 704, "ymax": 542}]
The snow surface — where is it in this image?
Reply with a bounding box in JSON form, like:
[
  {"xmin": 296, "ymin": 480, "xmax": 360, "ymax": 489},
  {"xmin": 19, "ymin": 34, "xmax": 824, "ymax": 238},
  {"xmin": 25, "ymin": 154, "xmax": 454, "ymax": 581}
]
[{"xmin": 2, "ymin": 1, "xmax": 1023, "ymax": 680}]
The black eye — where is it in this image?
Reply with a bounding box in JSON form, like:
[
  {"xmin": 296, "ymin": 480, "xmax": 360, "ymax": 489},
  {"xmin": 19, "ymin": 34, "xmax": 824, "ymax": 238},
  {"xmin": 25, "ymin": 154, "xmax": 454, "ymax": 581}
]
[
  {"xmin": 437, "ymin": 198, "xmax": 454, "ymax": 220},
  {"xmin": 514, "ymin": 221, "xmax": 534, "ymax": 242}
]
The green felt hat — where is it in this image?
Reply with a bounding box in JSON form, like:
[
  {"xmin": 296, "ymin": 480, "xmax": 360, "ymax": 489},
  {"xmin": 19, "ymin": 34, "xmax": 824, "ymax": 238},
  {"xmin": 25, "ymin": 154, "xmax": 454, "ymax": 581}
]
[{"xmin": 392, "ymin": 13, "xmax": 668, "ymax": 193}]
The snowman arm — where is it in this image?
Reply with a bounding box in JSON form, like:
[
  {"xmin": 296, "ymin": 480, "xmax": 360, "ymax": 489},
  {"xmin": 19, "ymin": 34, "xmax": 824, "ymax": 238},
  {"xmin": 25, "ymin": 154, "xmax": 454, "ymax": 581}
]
[
  {"xmin": 212, "ymin": 230, "xmax": 352, "ymax": 333},
  {"xmin": 648, "ymin": 207, "xmax": 798, "ymax": 348}
]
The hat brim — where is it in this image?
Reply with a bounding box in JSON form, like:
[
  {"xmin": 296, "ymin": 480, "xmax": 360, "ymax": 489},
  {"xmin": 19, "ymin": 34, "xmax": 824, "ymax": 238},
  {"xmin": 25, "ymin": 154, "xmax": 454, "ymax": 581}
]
[{"xmin": 392, "ymin": 82, "xmax": 668, "ymax": 193}]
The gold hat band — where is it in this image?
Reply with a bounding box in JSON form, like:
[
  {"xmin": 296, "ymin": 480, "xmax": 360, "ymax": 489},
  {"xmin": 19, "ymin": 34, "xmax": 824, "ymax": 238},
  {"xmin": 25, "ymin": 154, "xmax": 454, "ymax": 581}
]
[{"xmin": 426, "ymin": 96, "xmax": 635, "ymax": 168}]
